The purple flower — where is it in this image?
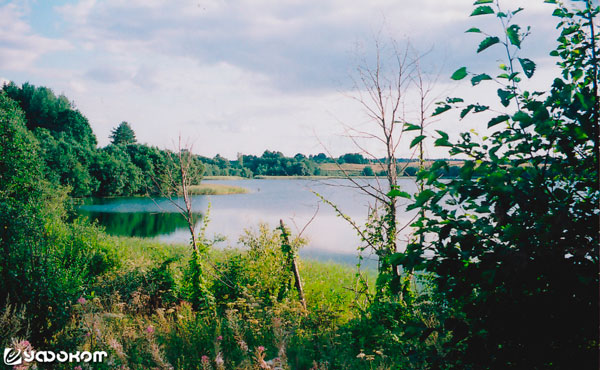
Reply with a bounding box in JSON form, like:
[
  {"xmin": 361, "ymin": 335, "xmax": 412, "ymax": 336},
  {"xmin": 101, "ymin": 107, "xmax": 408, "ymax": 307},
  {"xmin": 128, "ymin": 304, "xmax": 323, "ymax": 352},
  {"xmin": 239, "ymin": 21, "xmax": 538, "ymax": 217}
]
[
  {"xmin": 74, "ymin": 366, "xmax": 82, "ymax": 370},
  {"xmin": 146, "ymin": 326, "xmax": 155, "ymax": 334}
]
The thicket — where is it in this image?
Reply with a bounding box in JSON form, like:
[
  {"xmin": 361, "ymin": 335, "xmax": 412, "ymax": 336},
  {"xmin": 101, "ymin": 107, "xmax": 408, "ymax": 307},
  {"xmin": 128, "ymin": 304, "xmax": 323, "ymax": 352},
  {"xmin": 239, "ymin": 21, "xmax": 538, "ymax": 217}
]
[{"xmin": 399, "ymin": 0, "xmax": 599, "ymax": 368}]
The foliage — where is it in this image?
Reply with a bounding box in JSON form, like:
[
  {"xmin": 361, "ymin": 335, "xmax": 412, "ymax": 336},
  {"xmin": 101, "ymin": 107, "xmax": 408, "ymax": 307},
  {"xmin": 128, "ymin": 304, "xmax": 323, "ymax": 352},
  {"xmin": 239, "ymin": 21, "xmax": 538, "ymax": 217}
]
[
  {"xmin": 0, "ymin": 91, "xmax": 117, "ymax": 344},
  {"xmin": 400, "ymin": 1, "xmax": 599, "ymax": 368},
  {"xmin": 110, "ymin": 121, "xmax": 137, "ymax": 146},
  {"xmin": 361, "ymin": 166, "xmax": 375, "ymax": 176},
  {"xmin": 213, "ymin": 224, "xmax": 299, "ymax": 309},
  {"xmin": 3, "ymin": 83, "xmax": 99, "ymax": 197},
  {"xmin": 338, "ymin": 153, "xmax": 368, "ymax": 164},
  {"xmin": 42, "ymin": 224, "xmax": 376, "ymax": 370}
]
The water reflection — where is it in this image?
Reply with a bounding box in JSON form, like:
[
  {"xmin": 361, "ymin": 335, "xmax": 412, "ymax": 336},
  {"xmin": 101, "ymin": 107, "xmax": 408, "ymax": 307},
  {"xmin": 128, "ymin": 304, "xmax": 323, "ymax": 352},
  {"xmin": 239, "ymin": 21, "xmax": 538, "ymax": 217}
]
[
  {"xmin": 78, "ymin": 210, "xmax": 200, "ymax": 238},
  {"xmin": 76, "ymin": 179, "xmax": 419, "ymax": 262}
]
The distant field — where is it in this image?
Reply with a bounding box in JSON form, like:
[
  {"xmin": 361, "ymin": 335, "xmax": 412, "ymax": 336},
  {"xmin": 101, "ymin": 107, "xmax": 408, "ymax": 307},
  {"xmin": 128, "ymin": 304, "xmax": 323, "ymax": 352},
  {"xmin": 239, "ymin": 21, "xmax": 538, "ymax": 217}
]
[{"xmin": 319, "ymin": 160, "xmax": 464, "ymax": 176}]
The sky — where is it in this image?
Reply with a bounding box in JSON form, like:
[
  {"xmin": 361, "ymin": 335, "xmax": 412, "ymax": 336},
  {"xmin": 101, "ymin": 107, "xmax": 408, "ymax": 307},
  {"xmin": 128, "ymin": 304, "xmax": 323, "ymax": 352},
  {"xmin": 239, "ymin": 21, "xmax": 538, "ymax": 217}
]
[{"xmin": 0, "ymin": 0, "xmax": 591, "ymax": 158}]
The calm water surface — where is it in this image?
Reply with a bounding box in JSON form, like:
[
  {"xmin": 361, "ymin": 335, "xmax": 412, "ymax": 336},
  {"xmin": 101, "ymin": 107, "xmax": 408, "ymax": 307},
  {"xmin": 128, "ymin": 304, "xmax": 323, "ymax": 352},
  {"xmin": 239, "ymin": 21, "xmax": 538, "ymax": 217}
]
[{"xmin": 77, "ymin": 179, "xmax": 419, "ymax": 265}]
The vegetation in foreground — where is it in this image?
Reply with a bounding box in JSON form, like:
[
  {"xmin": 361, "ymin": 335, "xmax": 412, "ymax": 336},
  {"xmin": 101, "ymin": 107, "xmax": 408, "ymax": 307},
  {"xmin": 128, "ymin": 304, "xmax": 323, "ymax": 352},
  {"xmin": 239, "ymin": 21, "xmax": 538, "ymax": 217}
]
[{"xmin": 0, "ymin": 1, "xmax": 598, "ymax": 370}]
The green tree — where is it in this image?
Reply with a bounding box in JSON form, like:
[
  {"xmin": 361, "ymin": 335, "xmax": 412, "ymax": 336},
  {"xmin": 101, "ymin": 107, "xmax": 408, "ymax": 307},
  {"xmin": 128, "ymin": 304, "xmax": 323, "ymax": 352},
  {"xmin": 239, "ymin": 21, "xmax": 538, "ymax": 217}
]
[
  {"xmin": 110, "ymin": 121, "xmax": 137, "ymax": 146},
  {"xmin": 0, "ymin": 91, "xmax": 114, "ymax": 344},
  {"xmin": 91, "ymin": 144, "xmax": 143, "ymax": 196},
  {"xmin": 339, "ymin": 152, "xmax": 368, "ymax": 164},
  {"xmin": 401, "ymin": 1, "xmax": 599, "ymax": 368},
  {"xmin": 361, "ymin": 166, "xmax": 375, "ymax": 176},
  {"xmin": 2, "ymin": 83, "xmax": 99, "ymax": 196}
]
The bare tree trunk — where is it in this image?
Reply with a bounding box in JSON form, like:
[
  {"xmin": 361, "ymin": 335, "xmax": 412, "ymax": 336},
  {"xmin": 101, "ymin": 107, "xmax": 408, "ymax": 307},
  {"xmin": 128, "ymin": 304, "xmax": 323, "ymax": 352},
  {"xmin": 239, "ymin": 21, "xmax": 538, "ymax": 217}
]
[
  {"xmin": 321, "ymin": 40, "xmax": 439, "ymax": 297},
  {"xmin": 177, "ymin": 138, "xmax": 199, "ymax": 252}
]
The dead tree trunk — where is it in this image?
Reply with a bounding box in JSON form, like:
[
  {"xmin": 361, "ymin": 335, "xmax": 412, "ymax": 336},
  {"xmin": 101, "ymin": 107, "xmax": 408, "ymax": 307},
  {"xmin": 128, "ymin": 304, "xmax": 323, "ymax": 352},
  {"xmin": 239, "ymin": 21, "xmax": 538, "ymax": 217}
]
[{"xmin": 279, "ymin": 219, "xmax": 306, "ymax": 309}]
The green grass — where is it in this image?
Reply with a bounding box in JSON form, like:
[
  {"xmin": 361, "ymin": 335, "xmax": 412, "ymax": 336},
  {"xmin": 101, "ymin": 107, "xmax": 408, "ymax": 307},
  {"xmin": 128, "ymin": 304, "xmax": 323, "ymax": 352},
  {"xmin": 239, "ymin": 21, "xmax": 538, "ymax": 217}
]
[
  {"xmin": 108, "ymin": 235, "xmax": 366, "ymax": 317},
  {"xmin": 108, "ymin": 236, "xmax": 191, "ymax": 270},
  {"xmin": 203, "ymin": 175, "xmax": 246, "ymax": 180},
  {"xmin": 188, "ymin": 183, "xmax": 249, "ymax": 195},
  {"xmin": 300, "ymin": 258, "xmax": 375, "ymax": 320}
]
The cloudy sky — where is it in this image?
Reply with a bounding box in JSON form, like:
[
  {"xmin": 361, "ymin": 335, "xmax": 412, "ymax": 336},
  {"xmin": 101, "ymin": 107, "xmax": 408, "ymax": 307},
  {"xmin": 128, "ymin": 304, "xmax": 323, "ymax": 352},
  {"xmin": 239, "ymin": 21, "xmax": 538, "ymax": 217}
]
[{"xmin": 0, "ymin": 0, "xmax": 586, "ymax": 158}]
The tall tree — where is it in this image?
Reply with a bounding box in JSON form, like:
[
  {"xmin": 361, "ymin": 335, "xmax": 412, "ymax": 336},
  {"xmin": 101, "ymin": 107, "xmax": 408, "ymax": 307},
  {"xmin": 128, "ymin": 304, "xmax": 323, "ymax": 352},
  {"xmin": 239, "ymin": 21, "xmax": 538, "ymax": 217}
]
[
  {"xmin": 322, "ymin": 40, "xmax": 437, "ymax": 297},
  {"xmin": 110, "ymin": 121, "xmax": 137, "ymax": 146}
]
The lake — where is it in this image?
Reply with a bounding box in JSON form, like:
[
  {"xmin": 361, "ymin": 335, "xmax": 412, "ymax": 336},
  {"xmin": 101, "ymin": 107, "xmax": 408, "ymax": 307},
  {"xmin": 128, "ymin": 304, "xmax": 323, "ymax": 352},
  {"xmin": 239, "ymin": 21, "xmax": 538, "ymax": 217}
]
[{"xmin": 76, "ymin": 178, "xmax": 420, "ymax": 265}]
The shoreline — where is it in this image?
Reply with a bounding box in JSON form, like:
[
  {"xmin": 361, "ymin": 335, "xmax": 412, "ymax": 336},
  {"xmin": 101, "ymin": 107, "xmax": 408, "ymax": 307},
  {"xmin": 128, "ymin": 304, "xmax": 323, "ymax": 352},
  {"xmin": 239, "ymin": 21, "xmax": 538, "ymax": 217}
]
[{"xmin": 204, "ymin": 175, "xmax": 417, "ymax": 180}]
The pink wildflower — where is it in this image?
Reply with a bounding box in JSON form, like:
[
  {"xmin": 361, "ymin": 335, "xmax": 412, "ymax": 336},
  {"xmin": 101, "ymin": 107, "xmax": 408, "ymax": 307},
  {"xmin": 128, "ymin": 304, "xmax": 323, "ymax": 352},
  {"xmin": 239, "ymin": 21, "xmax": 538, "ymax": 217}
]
[
  {"xmin": 74, "ymin": 367, "xmax": 82, "ymax": 370},
  {"xmin": 201, "ymin": 355, "xmax": 210, "ymax": 363},
  {"xmin": 216, "ymin": 335, "xmax": 223, "ymax": 341},
  {"xmin": 146, "ymin": 326, "xmax": 155, "ymax": 334},
  {"xmin": 77, "ymin": 297, "xmax": 86, "ymax": 305},
  {"xmin": 257, "ymin": 346, "xmax": 265, "ymax": 352}
]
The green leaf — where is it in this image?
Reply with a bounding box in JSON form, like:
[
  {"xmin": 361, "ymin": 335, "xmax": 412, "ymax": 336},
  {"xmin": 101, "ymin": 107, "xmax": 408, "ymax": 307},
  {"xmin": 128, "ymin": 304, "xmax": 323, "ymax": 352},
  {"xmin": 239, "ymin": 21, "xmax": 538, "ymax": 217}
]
[
  {"xmin": 506, "ymin": 24, "xmax": 521, "ymax": 48},
  {"xmin": 552, "ymin": 8, "xmax": 566, "ymax": 18},
  {"xmin": 446, "ymin": 97, "xmax": 464, "ymax": 103},
  {"xmin": 414, "ymin": 189, "xmax": 435, "ymax": 207},
  {"xmin": 573, "ymin": 126, "xmax": 589, "ymax": 140},
  {"xmin": 471, "ymin": 5, "xmax": 494, "ymax": 16},
  {"xmin": 473, "ymin": 0, "xmax": 493, "ymax": 3},
  {"xmin": 451, "ymin": 67, "xmax": 468, "ymax": 80},
  {"xmin": 388, "ymin": 188, "xmax": 412, "ymax": 199},
  {"xmin": 561, "ymin": 25, "xmax": 579, "ymax": 36},
  {"xmin": 435, "ymin": 130, "xmax": 449, "ymax": 140},
  {"xmin": 477, "ymin": 36, "xmax": 500, "ymax": 53},
  {"xmin": 518, "ymin": 58, "xmax": 536, "ymax": 78},
  {"xmin": 403, "ymin": 123, "xmax": 421, "ymax": 132},
  {"xmin": 410, "ymin": 135, "xmax": 426, "ymax": 148},
  {"xmin": 465, "ymin": 27, "xmax": 482, "ymax": 33},
  {"xmin": 513, "ymin": 111, "xmax": 533, "ymax": 127},
  {"xmin": 460, "ymin": 105, "xmax": 473, "ymax": 119},
  {"xmin": 473, "ymin": 104, "xmax": 489, "ymax": 113},
  {"xmin": 471, "ymin": 73, "xmax": 492, "ymax": 85},
  {"xmin": 497, "ymin": 89, "xmax": 515, "ymax": 107},
  {"xmin": 432, "ymin": 104, "xmax": 451, "ymax": 116},
  {"xmin": 434, "ymin": 138, "xmax": 452, "ymax": 147},
  {"xmin": 487, "ymin": 114, "xmax": 510, "ymax": 128}
]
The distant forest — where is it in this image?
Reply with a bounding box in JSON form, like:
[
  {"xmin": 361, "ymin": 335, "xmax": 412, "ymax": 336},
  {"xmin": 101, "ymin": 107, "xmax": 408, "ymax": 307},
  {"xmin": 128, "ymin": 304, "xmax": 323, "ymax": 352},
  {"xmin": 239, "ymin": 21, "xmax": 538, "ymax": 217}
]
[{"xmin": 2, "ymin": 82, "xmax": 461, "ymax": 198}]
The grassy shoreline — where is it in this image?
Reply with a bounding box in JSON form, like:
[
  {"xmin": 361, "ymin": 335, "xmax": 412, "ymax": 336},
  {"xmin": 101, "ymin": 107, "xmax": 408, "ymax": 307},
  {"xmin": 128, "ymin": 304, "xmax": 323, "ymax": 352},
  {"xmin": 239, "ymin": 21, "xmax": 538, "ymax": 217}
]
[
  {"xmin": 204, "ymin": 175, "xmax": 416, "ymax": 180},
  {"xmin": 187, "ymin": 183, "xmax": 249, "ymax": 195}
]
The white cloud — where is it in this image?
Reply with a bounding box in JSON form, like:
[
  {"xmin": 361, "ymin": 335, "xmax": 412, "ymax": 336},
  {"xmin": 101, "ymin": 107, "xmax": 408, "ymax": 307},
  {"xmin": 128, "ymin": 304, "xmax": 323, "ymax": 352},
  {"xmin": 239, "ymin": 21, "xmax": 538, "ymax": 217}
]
[
  {"xmin": 0, "ymin": 0, "xmax": 569, "ymax": 158},
  {"xmin": 0, "ymin": 3, "xmax": 72, "ymax": 70}
]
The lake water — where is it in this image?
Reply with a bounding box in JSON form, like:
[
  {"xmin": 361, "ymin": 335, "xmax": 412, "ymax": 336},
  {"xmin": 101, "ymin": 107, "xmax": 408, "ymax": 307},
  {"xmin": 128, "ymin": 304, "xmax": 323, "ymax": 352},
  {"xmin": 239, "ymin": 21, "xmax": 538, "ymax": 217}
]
[{"xmin": 77, "ymin": 178, "xmax": 419, "ymax": 265}]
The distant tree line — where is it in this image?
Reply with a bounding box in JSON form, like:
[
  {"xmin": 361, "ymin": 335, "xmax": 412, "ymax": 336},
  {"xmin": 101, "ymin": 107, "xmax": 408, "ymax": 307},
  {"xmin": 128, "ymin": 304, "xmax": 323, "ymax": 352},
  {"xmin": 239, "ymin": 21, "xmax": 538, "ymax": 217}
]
[{"xmin": 1, "ymin": 82, "xmax": 461, "ymax": 197}]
